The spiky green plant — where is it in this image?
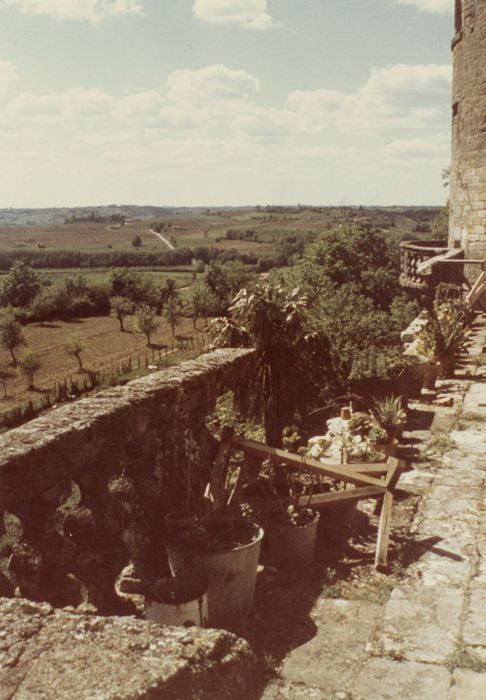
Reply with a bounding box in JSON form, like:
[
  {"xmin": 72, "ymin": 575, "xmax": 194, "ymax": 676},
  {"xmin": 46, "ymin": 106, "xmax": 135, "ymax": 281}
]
[
  {"xmin": 209, "ymin": 281, "xmax": 332, "ymax": 447},
  {"xmin": 371, "ymin": 395, "xmax": 406, "ymax": 439},
  {"xmin": 417, "ymin": 299, "xmax": 469, "ymax": 376}
]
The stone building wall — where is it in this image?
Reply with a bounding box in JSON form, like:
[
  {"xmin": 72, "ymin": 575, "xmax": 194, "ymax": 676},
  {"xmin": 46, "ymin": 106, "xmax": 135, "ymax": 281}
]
[
  {"xmin": 449, "ymin": 0, "xmax": 486, "ymax": 260},
  {"xmin": 0, "ymin": 348, "xmax": 255, "ymax": 612}
]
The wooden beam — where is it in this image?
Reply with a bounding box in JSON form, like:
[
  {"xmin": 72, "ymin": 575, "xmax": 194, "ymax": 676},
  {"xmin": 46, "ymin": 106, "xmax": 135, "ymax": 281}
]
[
  {"xmin": 299, "ymin": 486, "xmax": 385, "ymax": 509},
  {"xmin": 375, "ymin": 490, "xmax": 394, "ymax": 570},
  {"xmin": 384, "ymin": 458, "xmax": 404, "ymax": 489},
  {"xmin": 231, "ymin": 436, "xmax": 385, "ymax": 488},
  {"xmin": 342, "ymin": 464, "xmax": 388, "ymax": 477},
  {"xmin": 466, "ymin": 271, "xmax": 486, "ymax": 308},
  {"xmin": 207, "ymin": 426, "xmax": 234, "ymax": 513}
]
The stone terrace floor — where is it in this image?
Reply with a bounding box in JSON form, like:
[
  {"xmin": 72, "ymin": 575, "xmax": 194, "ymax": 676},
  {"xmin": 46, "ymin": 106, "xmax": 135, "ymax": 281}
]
[{"xmin": 249, "ymin": 314, "xmax": 486, "ymax": 700}]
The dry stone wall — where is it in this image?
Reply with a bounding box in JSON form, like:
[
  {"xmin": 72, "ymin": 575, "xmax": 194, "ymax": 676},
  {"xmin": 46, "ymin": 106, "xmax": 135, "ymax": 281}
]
[
  {"xmin": 0, "ymin": 348, "xmax": 255, "ymax": 612},
  {"xmin": 449, "ymin": 0, "xmax": 486, "ymax": 261}
]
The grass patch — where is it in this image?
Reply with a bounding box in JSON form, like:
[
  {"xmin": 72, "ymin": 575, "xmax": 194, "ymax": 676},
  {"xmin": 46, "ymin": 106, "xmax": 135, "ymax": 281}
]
[
  {"xmin": 424, "ymin": 427, "xmax": 456, "ymax": 459},
  {"xmin": 319, "ymin": 567, "xmax": 401, "ymax": 605}
]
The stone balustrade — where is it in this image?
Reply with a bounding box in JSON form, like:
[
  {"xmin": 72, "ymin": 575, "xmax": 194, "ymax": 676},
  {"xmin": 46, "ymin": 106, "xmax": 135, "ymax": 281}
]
[
  {"xmin": 0, "ymin": 348, "xmax": 256, "ymax": 613},
  {"xmin": 399, "ymin": 240, "xmax": 465, "ymax": 298}
]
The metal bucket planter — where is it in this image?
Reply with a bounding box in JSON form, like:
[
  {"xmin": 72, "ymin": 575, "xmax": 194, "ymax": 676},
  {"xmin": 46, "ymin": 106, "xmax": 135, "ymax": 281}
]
[
  {"xmin": 396, "ymin": 360, "xmax": 427, "ymax": 400},
  {"xmin": 145, "ymin": 576, "xmax": 208, "ymax": 628},
  {"xmin": 423, "ymin": 363, "xmax": 440, "ymax": 390},
  {"xmin": 164, "ymin": 511, "xmax": 198, "ymax": 538},
  {"xmin": 166, "ymin": 519, "xmax": 263, "ymax": 632},
  {"xmin": 267, "ymin": 511, "xmax": 320, "ymax": 569}
]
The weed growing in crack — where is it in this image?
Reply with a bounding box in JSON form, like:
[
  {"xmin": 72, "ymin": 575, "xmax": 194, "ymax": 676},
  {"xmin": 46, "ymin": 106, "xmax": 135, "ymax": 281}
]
[
  {"xmin": 445, "ymin": 640, "xmax": 486, "ymax": 673},
  {"xmin": 424, "ymin": 428, "xmax": 456, "ymax": 459}
]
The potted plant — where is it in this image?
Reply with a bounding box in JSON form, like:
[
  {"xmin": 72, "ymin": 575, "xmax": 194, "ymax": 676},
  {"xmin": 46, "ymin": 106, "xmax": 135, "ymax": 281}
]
[
  {"xmin": 367, "ymin": 423, "xmax": 396, "ymax": 458},
  {"xmin": 370, "ymin": 395, "xmax": 406, "ymax": 447},
  {"xmin": 166, "ymin": 515, "xmax": 263, "ymax": 632},
  {"xmin": 416, "ymin": 299, "xmax": 470, "ymax": 378},
  {"xmin": 145, "ymin": 575, "xmax": 208, "ymax": 628},
  {"xmin": 165, "ymin": 438, "xmax": 264, "ymax": 633},
  {"xmin": 266, "ymin": 473, "xmax": 320, "ymax": 569}
]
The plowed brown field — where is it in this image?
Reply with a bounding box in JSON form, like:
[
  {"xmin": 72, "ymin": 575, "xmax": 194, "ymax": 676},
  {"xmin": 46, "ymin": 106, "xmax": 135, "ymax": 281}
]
[{"xmin": 0, "ymin": 315, "xmax": 200, "ymax": 417}]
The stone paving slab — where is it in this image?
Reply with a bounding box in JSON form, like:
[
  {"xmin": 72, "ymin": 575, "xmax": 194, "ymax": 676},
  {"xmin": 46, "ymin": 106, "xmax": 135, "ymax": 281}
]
[
  {"xmin": 463, "ymin": 586, "xmax": 486, "ymax": 648},
  {"xmin": 353, "ymin": 658, "xmax": 451, "ymax": 700},
  {"xmin": 258, "ymin": 325, "xmax": 486, "ymax": 698},
  {"xmin": 261, "ymin": 680, "xmax": 327, "ymax": 699},
  {"xmin": 449, "ymin": 670, "xmax": 486, "ymax": 700},
  {"xmin": 382, "ymin": 585, "xmax": 463, "ymax": 664},
  {"xmin": 278, "ymin": 599, "xmax": 380, "ymax": 693}
]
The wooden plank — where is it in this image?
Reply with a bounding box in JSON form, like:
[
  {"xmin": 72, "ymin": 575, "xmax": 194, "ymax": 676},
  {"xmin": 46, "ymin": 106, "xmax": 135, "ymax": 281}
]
[
  {"xmin": 231, "ymin": 436, "xmax": 384, "ymax": 488},
  {"xmin": 466, "ymin": 272, "xmax": 486, "ymax": 308},
  {"xmin": 343, "ymin": 464, "xmax": 388, "ymax": 477},
  {"xmin": 375, "ymin": 490, "xmax": 394, "ymax": 570},
  {"xmin": 300, "ymin": 486, "xmax": 385, "ymax": 509},
  {"xmin": 246, "ymin": 485, "xmax": 385, "ymax": 514},
  {"xmin": 385, "ymin": 458, "xmax": 403, "ymax": 490},
  {"xmin": 207, "ymin": 426, "xmax": 234, "ymax": 513},
  {"xmin": 227, "ymin": 453, "xmax": 262, "ymax": 507}
]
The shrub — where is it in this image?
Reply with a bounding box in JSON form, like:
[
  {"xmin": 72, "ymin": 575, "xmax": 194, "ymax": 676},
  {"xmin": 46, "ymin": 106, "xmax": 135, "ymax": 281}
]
[{"xmin": 19, "ymin": 351, "xmax": 41, "ymax": 390}]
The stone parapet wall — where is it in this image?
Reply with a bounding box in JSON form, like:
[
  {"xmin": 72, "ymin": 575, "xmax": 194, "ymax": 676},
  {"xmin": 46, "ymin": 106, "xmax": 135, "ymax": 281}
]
[
  {"xmin": 0, "ymin": 349, "xmax": 256, "ymax": 612},
  {"xmin": 0, "ymin": 597, "xmax": 255, "ymax": 699},
  {"xmin": 449, "ymin": 0, "xmax": 486, "ymax": 260}
]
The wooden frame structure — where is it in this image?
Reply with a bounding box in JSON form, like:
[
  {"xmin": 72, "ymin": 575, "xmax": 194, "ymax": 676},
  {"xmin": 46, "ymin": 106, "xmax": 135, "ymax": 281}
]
[{"xmin": 212, "ymin": 427, "xmax": 404, "ymax": 571}]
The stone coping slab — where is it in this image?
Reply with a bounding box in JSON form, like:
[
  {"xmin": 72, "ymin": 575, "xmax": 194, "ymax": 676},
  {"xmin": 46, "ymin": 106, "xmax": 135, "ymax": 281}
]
[{"xmin": 0, "ymin": 597, "xmax": 255, "ymax": 699}]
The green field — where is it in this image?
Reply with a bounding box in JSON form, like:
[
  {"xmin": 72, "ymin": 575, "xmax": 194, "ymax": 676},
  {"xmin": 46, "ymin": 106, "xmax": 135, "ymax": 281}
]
[{"xmin": 0, "ymin": 205, "xmax": 442, "ymax": 257}]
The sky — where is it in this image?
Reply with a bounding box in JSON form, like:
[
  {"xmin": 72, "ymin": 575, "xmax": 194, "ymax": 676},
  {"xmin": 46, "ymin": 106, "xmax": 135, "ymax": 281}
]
[{"xmin": 0, "ymin": 0, "xmax": 454, "ymax": 208}]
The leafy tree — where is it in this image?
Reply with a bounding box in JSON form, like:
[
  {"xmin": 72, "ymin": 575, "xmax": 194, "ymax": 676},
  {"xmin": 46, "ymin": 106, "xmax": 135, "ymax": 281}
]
[
  {"xmin": 137, "ymin": 305, "xmax": 159, "ymax": 346},
  {"xmin": 19, "ymin": 351, "xmax": 40, "ymax": 390},
  {"xmin": 186, "ymin": 280, "xmax": 220, "ymax": 328},
  {"xmin": 297, "ymin": 223, "xmax": 400, "ymax": 309},
  {"xmin": 210, "ymin": 281, "xmax": 331, "ymax": 447},
  {"xmin": 431, "ymin": 203, "xmax": 449, "ymax": 242},
  {"xmin": 110, "ymin": 296, "xmax": 134, "ymax": 332},
  {"xmin": 110, "ymin": 268, "xmax": 144, "ymax": 302},
  {"xmin": 0, "ymin": 313, "xmax": 24, "ymax": 365},
  {"xmin": 203, "ymin": 261, "xmax": 256, "ymax": 312},
  {"xmin": 132, "ymin": 234, "xmax": 142, "ymax": 248},
  {"xmin": 66, "ymin": 334, "xmax": 85, "ymax": 372},
  {"xmin": 0, "ymin": 262, "xmax": 41, "ymax": 308},
  {"xmin": 165, "ymin": 296, "xmax": 183, "ymax": 336}
]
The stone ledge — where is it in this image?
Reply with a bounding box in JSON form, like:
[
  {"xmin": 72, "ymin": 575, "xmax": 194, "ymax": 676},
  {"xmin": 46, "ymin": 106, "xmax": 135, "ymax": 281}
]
[
  {"xmin": 0, "ymin": 597, "xmax": 255, "ymax": 700},
  {"xmin": 0, "ymin": 347, "xmax": 256, "ymax": 509}
]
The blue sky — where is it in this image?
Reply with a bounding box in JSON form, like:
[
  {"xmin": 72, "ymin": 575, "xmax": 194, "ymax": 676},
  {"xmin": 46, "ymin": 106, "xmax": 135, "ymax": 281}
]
[{"xmin": 0, "ymin": 0, "xmax": 453, "ymax": 207}]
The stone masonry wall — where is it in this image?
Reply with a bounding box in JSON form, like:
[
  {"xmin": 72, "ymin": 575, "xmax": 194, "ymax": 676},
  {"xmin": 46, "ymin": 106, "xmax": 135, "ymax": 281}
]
[
  {"xmin": 449, "ymin": 0, "xmax": 486, "ymax": 261},
  {"xmin": 0, "ymin": 348, "xmax": 255, "ymax": 613}
]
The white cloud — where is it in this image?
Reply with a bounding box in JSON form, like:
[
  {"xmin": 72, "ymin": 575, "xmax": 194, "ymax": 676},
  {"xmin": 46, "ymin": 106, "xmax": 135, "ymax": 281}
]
[
  {"xmin": 287, "ymin": 64, "xmax": 452, "ymax": 134},
  {"xmin": 0, "ymin": 0, "xmax": 144, "ymax": 22},
  {"xmin": 0, "ymin": 61, "xmax": 452, "ymax": 206},
  {"xmin": 394, "ymin": 0, "xmax": 452, "ymax": 13},
  {"xmin": 7, "ymin": 88, "xmax": 114, "ymax": 119},
  {"xmin": 385, "ymin": 133, "xmax": 450, "ymax": 162},
  {"xmin": 166, "ymin": 64, "xmax": 260, "ymax": 103},
  {"xmin": 193, "ymin": 0, "xmax": 273, "ymax": 30},
  {"xmin": 0, "ymin": 60, "xmax": 17, "ymax": 95}
]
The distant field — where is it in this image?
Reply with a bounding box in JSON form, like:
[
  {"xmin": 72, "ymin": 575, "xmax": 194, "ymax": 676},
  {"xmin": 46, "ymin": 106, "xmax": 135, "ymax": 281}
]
[
  {"xmin": 0, "ymin": 314, "xmax": 203, "ymax": 421},
  {"xmin": 0, "ymin": 206, "xmax": 441, "ymax": 256}
]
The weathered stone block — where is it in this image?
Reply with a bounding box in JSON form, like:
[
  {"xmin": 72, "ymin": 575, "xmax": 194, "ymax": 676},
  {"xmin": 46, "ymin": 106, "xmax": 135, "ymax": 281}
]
[{"xmin": 0, "ymin": 597, "xmax": 255, "ymax": 700}]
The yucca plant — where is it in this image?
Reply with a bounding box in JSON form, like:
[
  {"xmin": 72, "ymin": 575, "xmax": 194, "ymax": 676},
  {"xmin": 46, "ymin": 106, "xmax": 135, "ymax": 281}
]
[
  {"xmin": 209, "ymin": 281, "xmax": 332, "ymax": 447},
  {"xmin": 417, "ymin": 299, "xmax": 469, "ymax": 377},
  {"xmin": 370, "ymin": 395, "xmax": 406, "ymax": 441}
]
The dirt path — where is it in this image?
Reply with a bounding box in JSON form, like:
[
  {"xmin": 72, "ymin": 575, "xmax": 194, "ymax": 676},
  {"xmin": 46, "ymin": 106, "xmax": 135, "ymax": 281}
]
[{"xmin": 149, "ymin": 229, "xmax": 175, "ymax": 250}]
